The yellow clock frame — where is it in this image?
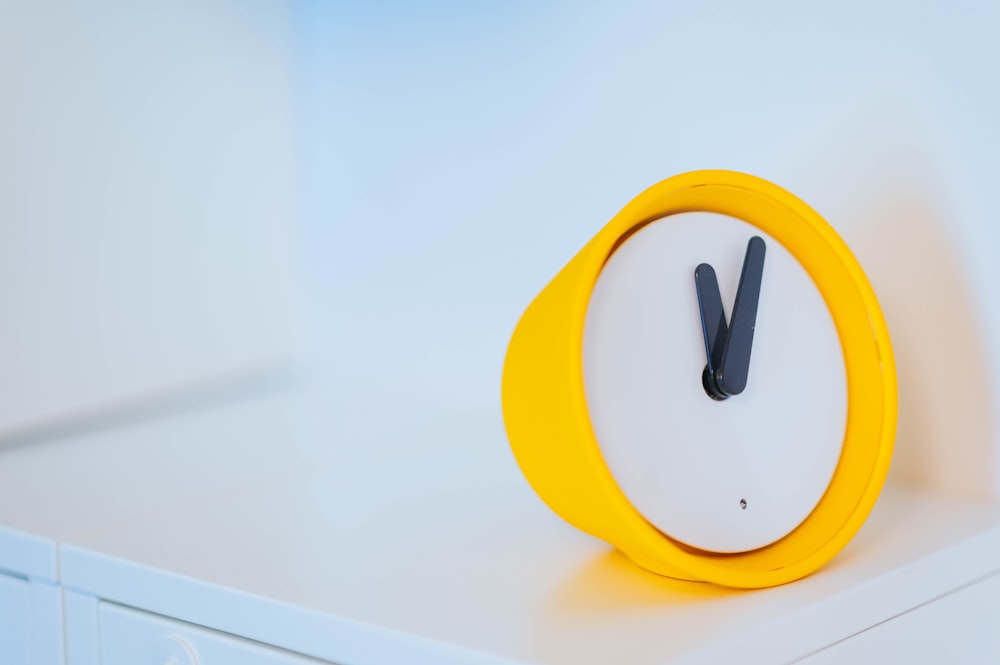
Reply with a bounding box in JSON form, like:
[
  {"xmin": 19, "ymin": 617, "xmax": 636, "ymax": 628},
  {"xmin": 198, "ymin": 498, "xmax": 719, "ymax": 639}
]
[{"xmin": 501, "ymin": 170, "xmax": 897, "ymax": 589}]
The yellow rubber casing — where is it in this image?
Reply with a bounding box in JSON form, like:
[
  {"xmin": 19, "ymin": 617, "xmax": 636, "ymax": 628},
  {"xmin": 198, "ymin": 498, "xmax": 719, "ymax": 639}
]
[{"xmin": 501, "ymin": 170, "xmax": 897, "ymax": 589}]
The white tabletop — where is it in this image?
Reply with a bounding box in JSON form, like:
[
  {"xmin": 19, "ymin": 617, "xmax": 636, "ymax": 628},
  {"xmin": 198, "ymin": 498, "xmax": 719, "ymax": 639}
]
[{"xmin": 0, "ymin": 377, "xmax": 998, "ymax": 664}]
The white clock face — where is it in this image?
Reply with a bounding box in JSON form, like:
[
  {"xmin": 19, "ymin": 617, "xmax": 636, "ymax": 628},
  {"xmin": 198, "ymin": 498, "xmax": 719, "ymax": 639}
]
[{"xmin": 583, "ymin": 212, "xmax": 847, "ymax": 553}]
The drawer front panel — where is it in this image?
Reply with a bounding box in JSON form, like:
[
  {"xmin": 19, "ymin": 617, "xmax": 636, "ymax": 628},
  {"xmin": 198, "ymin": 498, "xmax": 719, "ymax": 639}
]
[
  {"xmin": 0, "ymin": 573, "xmax": 29, "ymax": 665},
  {"xmin": 99, "ymin": 602, "xmax": 330, "ymax": 665}
]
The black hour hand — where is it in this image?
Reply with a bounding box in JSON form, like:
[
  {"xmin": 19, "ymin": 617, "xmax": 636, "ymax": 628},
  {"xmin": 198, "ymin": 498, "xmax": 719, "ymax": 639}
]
[{"xmin": 694, "ymin": 263, "xmax": 729, "ymax": 400}]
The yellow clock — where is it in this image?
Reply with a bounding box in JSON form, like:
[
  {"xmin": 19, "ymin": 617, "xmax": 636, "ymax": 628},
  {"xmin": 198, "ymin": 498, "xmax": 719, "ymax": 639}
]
[{"xmin": 501, "ymin": 170, "xmax": 896, "ymax": 589}]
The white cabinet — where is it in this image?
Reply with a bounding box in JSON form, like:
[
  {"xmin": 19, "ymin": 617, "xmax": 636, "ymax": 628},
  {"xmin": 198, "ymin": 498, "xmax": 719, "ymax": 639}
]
[
  {"xmin": 0, "ymin": 0, "xmax": 300, "ymax": 439},
  {"xmin": 100, "ymin": 603, "xmax": 328, "ymax": 665},
  {"xmin": 0, "ymin": 573, "xmax": 29, "ymax": 665},
  {"xmin": 0, "ymin": 572, "xmax": 61, "ymax": 665}
]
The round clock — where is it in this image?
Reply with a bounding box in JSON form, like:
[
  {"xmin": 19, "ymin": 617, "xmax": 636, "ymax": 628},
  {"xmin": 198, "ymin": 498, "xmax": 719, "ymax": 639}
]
[{"xmin": 501, "ymin": 170, "xmax": 897, "ymax": 589}]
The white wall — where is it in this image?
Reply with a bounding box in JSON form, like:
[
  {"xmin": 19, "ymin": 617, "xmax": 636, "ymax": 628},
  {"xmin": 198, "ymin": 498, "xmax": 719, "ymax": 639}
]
[{"xmin": 0, "ymin": 0, "xmax": 300, "ymax": 440}]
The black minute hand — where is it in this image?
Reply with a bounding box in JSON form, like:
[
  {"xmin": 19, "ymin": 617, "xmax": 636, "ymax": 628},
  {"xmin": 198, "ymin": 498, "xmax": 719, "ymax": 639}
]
[{"xmin": 715, "ymin": 236, "xmax": 766, "ymax": 397}]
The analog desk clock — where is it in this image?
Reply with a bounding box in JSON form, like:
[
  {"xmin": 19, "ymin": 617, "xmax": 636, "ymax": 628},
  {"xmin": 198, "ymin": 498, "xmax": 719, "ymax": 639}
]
[{"xmin": 501, "ymin": 170, "xmax": 897, "ymax": 589}]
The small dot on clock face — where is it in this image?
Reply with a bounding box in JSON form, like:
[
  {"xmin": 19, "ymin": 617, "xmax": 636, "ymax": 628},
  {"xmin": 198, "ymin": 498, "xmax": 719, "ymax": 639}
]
[{"xmin": 583, "ymin": 212, "xmax": 847, "ymax": 553}]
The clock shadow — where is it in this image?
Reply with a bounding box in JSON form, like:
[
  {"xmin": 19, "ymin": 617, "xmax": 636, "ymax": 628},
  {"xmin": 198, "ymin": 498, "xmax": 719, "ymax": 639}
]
[
  {"xmin": 847, "ymin": 192, "xmax": 993, "ymax": 497},
  {"xmin": 547, "ymin": 549, "xmax": 737, "ymax": 610},
  {"xmin": 771, "ymin": 93, "xmax": 995, "ymax": 499},
  {"xmin": 528, "ymin": 548, "xmax": 761, "ymax": 665}
]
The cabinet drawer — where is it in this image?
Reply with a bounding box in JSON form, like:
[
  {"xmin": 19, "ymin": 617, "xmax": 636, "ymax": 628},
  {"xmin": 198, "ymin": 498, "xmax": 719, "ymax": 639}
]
[
  {"xmin": 0, "ymin": 573, "xmax": 29, "ymax": 665},
  {"xmin": 99, "ymin": 603, "xmax": 330, "ymax": 665}
]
